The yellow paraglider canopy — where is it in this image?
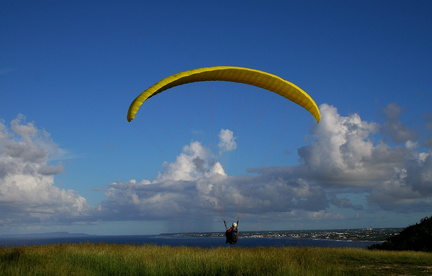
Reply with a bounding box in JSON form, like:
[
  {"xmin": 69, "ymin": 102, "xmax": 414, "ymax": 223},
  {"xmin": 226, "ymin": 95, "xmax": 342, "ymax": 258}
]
[{"xmin": 127, "ymin": 66, "xmax": 320, "ymax": 123}]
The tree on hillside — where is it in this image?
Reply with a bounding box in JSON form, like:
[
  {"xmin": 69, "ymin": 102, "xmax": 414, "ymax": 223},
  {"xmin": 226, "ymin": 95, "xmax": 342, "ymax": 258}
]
[{"xmin": 368, "ymin": 216, "xmax": 432, "ymax": 252}]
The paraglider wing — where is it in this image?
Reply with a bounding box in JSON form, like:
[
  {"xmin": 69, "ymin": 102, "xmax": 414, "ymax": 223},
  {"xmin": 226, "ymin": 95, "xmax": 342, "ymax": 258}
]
[{"xmin": 127, "ymin": 66, "xmax": 321, "ymax": 123}]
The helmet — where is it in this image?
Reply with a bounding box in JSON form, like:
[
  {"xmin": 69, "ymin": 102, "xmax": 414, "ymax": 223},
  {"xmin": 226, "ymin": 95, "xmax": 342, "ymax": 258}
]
[{"xmin": 232, "ymin": 222, "xmax": 237, "ymax": 227}]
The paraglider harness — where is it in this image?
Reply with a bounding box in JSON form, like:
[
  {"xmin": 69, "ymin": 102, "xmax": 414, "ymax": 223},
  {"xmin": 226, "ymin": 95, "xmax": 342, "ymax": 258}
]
[{"xmin": 224, "ymin": 220, "xmax": 239, "ymax": 244}]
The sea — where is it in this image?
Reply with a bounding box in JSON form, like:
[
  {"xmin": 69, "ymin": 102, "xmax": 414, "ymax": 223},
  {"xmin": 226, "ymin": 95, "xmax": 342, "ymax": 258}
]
[{"xmin": 0, "ymin": 234, "xmax": 378, "ymax": 249}]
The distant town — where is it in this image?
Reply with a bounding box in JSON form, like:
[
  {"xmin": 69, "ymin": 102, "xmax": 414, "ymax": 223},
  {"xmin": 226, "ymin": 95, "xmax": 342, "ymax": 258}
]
[{"xmin": 163, "ymin": 228, "xmax": 403, "ymax": 242}]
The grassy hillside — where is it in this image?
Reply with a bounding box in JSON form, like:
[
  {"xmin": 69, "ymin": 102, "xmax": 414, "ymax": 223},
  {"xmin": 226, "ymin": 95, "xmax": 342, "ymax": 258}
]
[{"xmin": 1, "ymin": 243, "xmax": 431, "ymax": 275}]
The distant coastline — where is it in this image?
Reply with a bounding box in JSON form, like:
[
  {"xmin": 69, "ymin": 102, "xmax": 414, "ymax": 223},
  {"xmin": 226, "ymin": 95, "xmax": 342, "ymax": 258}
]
[
  {"xmin": 161, "ymin": 228, "xmax": 402, "ymax": 242},
  {"xmin": 0, "ymin": 228, "xmax": 399, "ymax": 248}
]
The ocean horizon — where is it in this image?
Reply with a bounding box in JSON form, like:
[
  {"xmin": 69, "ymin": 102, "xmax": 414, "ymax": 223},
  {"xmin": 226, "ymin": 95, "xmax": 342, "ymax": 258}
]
[{"xmin": 0, "ymin": 233, "xmax": 378, "ymax": 249}]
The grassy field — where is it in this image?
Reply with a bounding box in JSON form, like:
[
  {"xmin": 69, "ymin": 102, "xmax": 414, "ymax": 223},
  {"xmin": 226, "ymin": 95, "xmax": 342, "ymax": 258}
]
[{"xmin": 0, "ymin": 243, "xmax": 431, "ymax": 275}]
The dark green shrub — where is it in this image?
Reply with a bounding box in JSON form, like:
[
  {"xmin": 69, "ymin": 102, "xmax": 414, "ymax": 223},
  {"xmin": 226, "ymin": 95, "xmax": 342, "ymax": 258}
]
[{"xmin": 369, "ymin": 216, "xmax": 432, "ymax": 252}]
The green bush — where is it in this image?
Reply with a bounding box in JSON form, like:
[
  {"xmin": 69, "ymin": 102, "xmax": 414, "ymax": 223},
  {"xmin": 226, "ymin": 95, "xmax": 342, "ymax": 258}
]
[{"xmin": 369, "ymin": 216, "xmax": 432, "ymax": 252}]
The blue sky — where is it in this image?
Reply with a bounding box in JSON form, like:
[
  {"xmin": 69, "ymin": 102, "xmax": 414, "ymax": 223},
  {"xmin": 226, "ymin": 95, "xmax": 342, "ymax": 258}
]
[{"xmin": 1, "ymin": 0, "xmax": 432, "ymax": 235}]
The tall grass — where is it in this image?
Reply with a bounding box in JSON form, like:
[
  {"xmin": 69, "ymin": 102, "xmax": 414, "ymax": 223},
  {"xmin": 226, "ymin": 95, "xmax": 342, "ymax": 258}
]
[{"xmin": 0, "ymin": 243, "xmax": 431, "ymax": 275}]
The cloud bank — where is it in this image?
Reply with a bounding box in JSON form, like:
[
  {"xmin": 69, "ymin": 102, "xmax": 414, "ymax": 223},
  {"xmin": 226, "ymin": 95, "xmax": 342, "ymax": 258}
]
[
  {"xmin": 254, "ymin": 104, "xmax": 432, "ymax": 213},
  {"xmin": 0, "ymin": 115, "xmax": 90, "ymax": 229},
  {"xmin": 1, "ymin": 104, "xmax": 431, "ymax": 232},
  {"xmin": 100, "ymin": 104, "xmax": 432, "ymax": 225}
]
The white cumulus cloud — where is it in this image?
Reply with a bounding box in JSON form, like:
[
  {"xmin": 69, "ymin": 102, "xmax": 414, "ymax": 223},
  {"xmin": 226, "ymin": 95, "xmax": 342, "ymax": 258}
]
[
  {"xmin": 253, "ymin": 103, "xmax": 432, "ymax": 212},
  {"xmin": 218, "ymin": 129, "xmax": 237, "ymax": 153},
  {"xmin": 0, "ymin": 115, "xmax": 91, "ymax": 227},
  {"xmin": 3, "ymin": 102, "xmax": 432, "ymax": 232}
]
